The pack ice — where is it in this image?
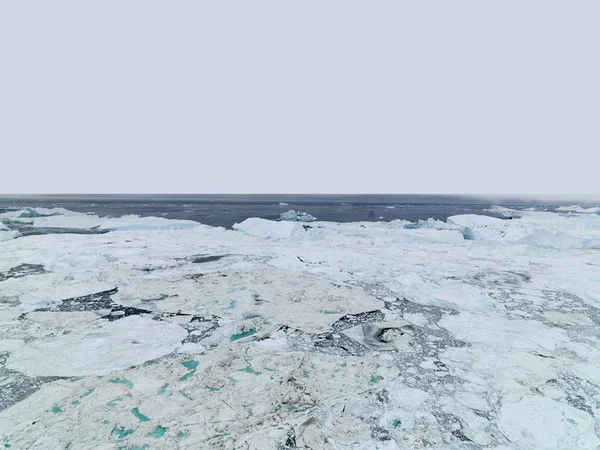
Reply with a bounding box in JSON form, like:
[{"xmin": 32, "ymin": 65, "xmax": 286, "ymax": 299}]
[{"xmin": 1, "ymin": 206, "xmax": 600, "ymax": 449}]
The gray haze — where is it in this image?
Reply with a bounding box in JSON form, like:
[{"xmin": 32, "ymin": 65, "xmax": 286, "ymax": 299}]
[{"xmin": 1, "ymin": 1, "xmax": 599, "ymax": 196}]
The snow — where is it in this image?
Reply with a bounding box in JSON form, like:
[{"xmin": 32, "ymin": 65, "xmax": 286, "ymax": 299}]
[
  {"xmin": 7, "ymin": 316, "xmax": 187, "ymax": 376},
  {"xmin": 1, "ymin": 205, "xmax": 600, "ymax": 448}
]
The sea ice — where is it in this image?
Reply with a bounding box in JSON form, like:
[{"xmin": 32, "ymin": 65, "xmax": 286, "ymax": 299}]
[{"xmin": 1, "ymin": 205, "xmax": 600, "ymax": 448}]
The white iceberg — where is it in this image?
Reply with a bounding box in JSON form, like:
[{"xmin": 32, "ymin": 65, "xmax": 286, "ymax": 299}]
[
  {"xmin": 233, "ymin": 217, "xmax": 305, "ymax": 239},
  {"xmin": 279, "ymin": 209, "xmax": 317, "ymax": 222}
]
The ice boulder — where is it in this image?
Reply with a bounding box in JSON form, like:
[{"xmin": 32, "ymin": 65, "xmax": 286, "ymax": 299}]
[
  {"xmin": 279, "ymin": 210, "xmax": 317, "ymax": 222},
  {"xmin": 0, "ymin": 222, "xmax": 20, "ymax": 241},
  {"xmin": 0, "ymin": 230, "xmax": 20, "ymax": 241},
  {"xmin": 233, "ymin": 218, "xmax": 305, "ymax": 239}
]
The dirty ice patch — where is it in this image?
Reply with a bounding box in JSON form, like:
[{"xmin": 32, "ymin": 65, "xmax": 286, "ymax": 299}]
[{"xmin": 6, "ymin": 316, "xmax": 187, "ymax": 377}]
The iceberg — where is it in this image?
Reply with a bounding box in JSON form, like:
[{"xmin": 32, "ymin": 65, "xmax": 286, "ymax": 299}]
[
  {"xmin": 279, "ymin": 209, "xmax": 317, "ymax": 222},
  {"xmin": 233, "ymin": 217, "xmax": 305, "ymax": 238},
  {"xmin": 18, "ymin": 207, "xmax": 68, "ymax": 218}
]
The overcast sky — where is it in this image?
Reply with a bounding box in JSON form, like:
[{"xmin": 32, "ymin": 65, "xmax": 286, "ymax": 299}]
[{"xmin": 1, "ymin": 1, "xmax": 598, "ymax": 195}]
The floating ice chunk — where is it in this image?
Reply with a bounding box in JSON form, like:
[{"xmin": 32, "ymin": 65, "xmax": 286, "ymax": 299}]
[
  {"xmin": 233, "ymin": 218, "xmax": 305, "ymax": 239},
  {"xmin": 278, "ymin": 202, "xmax": 289, "ymax": 206},
  {"xmin": 279, "ymin": 210, "xmax": 299, "ymax": 221},
  {"xmin": 484, "ymin": 205, "xmax": 519, "ymax": 217},
  {"xmin": 279, "ymin": 210, "xmax": 317, "ymax": 222},
  {"xmin": 18, "ymin": 207, "xmax": 67, "ymax": 218},
  {"xmin": 6, "ymin": 316, "xmax": 187, "ymax": 376},
  {"xmin": 499, "ymin": 395, "xmax": 600, "ymax": 449}
]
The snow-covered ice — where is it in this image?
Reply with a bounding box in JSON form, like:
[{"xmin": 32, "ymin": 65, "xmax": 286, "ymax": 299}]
[{"xmin": 1, "ymin": 206, "xmax": 600, "ymax": 449}]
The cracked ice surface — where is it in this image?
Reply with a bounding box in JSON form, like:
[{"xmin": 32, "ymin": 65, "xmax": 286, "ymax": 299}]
[{"xmin": 1, "ymin": 206, "xmax": 600, "ymax": 449}]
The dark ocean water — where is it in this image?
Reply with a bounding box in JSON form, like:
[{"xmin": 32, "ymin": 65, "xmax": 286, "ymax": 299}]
[{"xmin": 0, "ymin": 195, "xmax": 562, "ymax": 229}]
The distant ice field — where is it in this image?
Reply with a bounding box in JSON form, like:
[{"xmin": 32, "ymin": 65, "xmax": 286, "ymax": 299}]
[{"xmin": 0, "ymin": 194, "xmax": 572, "ymax": 230}]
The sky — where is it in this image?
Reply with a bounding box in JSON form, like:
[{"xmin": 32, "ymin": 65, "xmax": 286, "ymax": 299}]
[{"xmin": 1, "ymin": 1, "xmax": 599, "ymax": 196}]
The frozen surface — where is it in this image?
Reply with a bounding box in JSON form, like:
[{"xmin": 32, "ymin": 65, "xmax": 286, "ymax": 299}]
[{"xmin": 1, "ymin": 207, "xmax": 600, "ymax": 449}]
